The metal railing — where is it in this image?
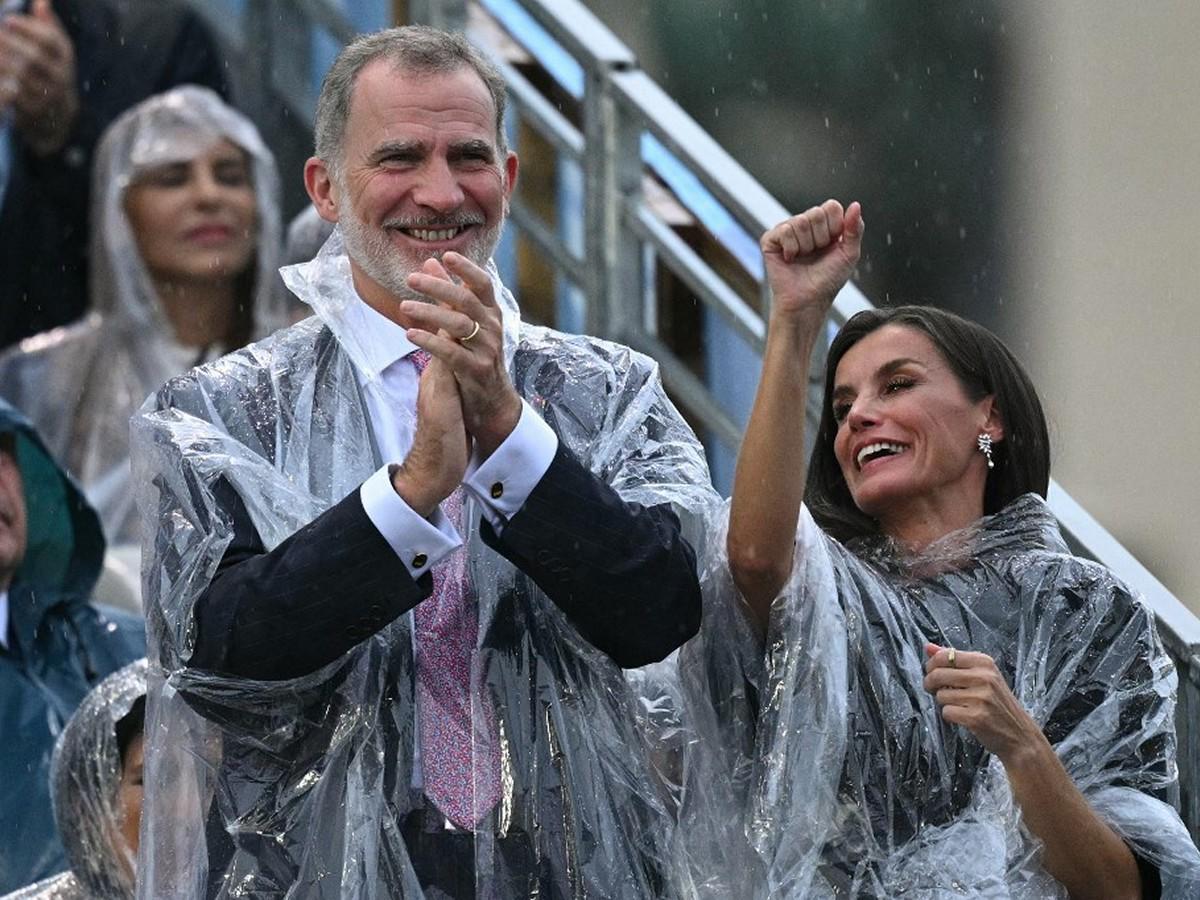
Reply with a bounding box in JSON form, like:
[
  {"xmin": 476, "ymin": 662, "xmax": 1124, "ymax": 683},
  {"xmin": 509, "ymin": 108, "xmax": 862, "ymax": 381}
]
[{"xmin": 179, "ymin": 0, "xmax": 1200, "ymax": 841}]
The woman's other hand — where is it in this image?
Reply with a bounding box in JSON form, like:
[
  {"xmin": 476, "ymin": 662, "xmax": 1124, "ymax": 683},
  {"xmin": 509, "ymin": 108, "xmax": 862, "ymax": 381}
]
[
  {"xmin": 761, "ymin": 200, "xmax": 864, "ymax": 325},
  {"xmin": 924, "ymin": 642, "xmax": 1144, "ymax": 898},
  {"xmin": 923, "ymin": 642, "xmax": 1046, "ymax": 765}
]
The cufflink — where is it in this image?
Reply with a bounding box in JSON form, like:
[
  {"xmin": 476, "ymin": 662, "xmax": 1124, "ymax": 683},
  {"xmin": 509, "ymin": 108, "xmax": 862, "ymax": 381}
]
[
  {"xmin": 490, "ymin": 481, "xmax": 504, "ymax": 499},
  {"xmin": 412, "ymin": 553, "xmax": 428, "ymax": 569}
]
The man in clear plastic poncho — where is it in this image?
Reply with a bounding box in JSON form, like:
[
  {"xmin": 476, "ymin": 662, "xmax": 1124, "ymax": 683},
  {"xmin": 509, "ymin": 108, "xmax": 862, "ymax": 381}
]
[
  {"xmin": 0, "ymin": 85, "xmax": 285, "ymax": 552},
  {"xmin": 0, "ymin": 400, "xmax": 145, "ymax": 894},
  {"xmin": 3, "ymin": 659, "xmax": 149, "ymax": 900},
  {"xmin": 131, "ymin": 26, "xmax": 716, "ymax": 900}
]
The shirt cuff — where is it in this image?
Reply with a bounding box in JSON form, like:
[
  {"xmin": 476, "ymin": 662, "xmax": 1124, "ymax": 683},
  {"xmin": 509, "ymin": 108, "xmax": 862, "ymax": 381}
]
[
  {"xmin": 359, "ymin": 465, "xmax": 461, "ymax": 579},
  {"xmin": 464, "ymin": 400, "xmax": 558, "ymax": 533}
]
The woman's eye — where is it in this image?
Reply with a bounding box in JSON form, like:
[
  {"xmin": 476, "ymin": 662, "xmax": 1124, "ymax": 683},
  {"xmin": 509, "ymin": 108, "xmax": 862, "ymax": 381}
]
[
  {"xmin": 885, "ymin": 377, "xmax": 914, "ymax": 393},
  {"xmin": 140, "ymin": 167, "xmax": 188, "ymax": 188},
  {"xmin": 215, "ymin": 165, "xmax": 250, "ymax": 187},
  {"xmin": 832, "ymin": 403, "xmax": 851, "ymax": 423}
]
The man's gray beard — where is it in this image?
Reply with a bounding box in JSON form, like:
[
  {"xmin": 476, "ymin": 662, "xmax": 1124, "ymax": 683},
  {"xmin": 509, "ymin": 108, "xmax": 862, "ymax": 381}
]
[{"xmin": 339, "ymin": 205, "xmax": 504, "ymax": 305}]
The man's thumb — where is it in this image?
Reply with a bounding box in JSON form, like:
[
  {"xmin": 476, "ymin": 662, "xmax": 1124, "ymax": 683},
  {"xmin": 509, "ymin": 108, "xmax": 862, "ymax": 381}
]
[{"xmin": 31, "ymin": 0, "xmax": 54, "ymax": 21}]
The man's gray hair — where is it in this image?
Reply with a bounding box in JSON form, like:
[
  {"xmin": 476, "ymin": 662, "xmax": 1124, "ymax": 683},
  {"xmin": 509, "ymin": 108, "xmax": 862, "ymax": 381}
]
[{"xmin": 314, "ymin": 26, "xmax": 509, "ymax": 173}]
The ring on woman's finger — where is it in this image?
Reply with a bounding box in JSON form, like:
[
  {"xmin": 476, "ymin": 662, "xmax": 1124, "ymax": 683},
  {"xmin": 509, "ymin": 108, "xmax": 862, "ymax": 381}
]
[
  {"xmin": 459, "ymin": 319, "xmax": 481, "ymax": 345},
  {"xmin": 947, "ymin": 647, "xmax": 957, "ymax": 668}
]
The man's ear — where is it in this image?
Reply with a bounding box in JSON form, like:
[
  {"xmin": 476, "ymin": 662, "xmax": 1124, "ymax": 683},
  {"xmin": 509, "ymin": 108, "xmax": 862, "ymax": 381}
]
[
  {"xmin": 304, "ymin": 157, "xmax": 340, "ymax": 224},
  {"xmin": 502, "ymin": 150, "xmax": 519, "ymax": 204}
]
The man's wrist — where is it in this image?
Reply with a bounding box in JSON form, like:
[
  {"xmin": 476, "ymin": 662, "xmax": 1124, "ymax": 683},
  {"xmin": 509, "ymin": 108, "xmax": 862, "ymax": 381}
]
[
  {"xmin": 389, "ymin": 463, "xmax": 440, "ymax": 519},
  {"xmin": 470, "ymin": 393, "xmax": 523, "ymax": 460}
]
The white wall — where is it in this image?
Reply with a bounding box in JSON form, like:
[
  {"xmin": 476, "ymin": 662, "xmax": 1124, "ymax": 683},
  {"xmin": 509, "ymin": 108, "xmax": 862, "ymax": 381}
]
[{"xmin": 1005, "ymin": 2, "xmax": 1200, "ymax": 612}]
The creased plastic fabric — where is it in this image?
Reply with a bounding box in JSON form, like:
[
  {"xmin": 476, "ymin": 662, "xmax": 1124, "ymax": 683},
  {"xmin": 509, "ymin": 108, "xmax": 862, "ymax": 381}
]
[
  {"xmin": 2, "ymin": 660, "xmax": 148, "ymax": 900},
  {"xmin": 0, "ymin": 85, "xmax": 284, "ymax": 548},
  {"xmin": 682, "ymin": 493, "xmax": 1200, "ymax": 898},
  {"xmin": 130, "ymin": 231, "xmax": 717, "ymax": 899}
]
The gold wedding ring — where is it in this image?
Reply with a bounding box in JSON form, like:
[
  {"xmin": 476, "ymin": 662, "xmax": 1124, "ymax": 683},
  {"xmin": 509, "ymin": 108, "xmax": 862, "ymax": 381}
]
[
  {"xmin": 460, "ymin": 320, "xmax": 481, "ymax": 344},
  {"xmin": 947, "ymin": 647, "xmax": 957, "ymax": 668}
]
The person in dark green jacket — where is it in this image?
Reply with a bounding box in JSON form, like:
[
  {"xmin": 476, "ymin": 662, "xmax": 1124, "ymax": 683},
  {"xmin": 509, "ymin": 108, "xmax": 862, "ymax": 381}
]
[{"xmin": 0, "ymin": 399, "xmax": 145, "ymax": 893}]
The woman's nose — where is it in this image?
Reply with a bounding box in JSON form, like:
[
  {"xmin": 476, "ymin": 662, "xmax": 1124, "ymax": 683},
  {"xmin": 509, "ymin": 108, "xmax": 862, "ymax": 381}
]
[
  {"xmin": 191, "ymin": 169, "xmax": 224, "ymax": 205},
  {"xmin": 845, "ymin": 398, "xmax": 878, "ymax": 430}
]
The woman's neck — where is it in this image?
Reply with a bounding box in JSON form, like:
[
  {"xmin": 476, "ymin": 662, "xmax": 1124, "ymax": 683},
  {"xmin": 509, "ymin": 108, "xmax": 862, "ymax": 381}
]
[
  {"xmin": 880, "ymin": 497, "xmax": 985, "ymax": 554},
  {"xmin": 153, "ymin": 277, "xmax": 238, "ymax": 349}
]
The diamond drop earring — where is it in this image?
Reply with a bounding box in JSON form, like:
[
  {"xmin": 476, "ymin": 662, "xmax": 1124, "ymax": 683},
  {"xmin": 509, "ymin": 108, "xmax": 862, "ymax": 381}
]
[{"xmin": 977, "ymin": 433, "xmax": 995, "ymax": 469}]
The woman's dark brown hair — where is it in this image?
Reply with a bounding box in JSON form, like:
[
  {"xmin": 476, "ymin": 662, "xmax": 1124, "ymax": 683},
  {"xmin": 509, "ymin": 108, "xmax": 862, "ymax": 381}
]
[{"xmin": 805, "ymin": 305, "xmax": 1051, "ymax": 542}]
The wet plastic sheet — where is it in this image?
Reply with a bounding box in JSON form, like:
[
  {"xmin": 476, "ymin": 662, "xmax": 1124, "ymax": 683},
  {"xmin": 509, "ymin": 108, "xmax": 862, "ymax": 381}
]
[
  {"xmin": 3, "ymin": 660, "xmax": 148, "ymax": 900},
  {"xmin": 684, "ymin": 495, "xmax": 1200, "ymax": 898},
  {"xmin": 130, "ymin": 234, "xmax": 717, "ymax": 898},
  {"xmin": 0, "ymin": 85, "xmax": 284, "ymax": 547}
]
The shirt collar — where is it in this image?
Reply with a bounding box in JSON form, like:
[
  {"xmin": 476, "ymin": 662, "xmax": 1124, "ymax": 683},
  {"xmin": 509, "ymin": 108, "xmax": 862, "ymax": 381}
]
[{"xmin": 340, "ymin": 296, "xmax": 420, "ymax": 383}]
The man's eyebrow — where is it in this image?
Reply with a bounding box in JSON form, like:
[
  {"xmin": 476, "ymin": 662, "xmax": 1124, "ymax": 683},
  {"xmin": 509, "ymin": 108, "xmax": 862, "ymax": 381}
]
[
  {"xmin": 831, "ymin": 357, "xmax": 926, "ymax": 401},
  {"xmin": 369, "ymin": 140, "xmax": 425, "ymax": 162},
  {"xmin": 447, "ymin": 139, "xmax": 495, "ymax": 159}
]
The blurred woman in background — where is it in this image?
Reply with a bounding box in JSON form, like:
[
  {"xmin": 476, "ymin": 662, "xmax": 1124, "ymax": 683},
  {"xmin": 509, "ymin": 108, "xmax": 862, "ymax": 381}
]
[{"xmin": 0, "ymin": 85, "xmax": 284, "ymax": 556}]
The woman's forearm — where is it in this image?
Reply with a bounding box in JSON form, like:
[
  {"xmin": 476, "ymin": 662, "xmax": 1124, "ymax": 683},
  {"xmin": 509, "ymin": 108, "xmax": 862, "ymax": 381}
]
[
  {"xmin": 728, "ymin": 311, "xmax": 825, "ymax": 630},
  {"xmin": 728, "ymin": 202, "xmax": 863, "ymax": 633},
  {"xmin": 1004, "ymin": 737, "xmax": 1143, "ymax": 899}
]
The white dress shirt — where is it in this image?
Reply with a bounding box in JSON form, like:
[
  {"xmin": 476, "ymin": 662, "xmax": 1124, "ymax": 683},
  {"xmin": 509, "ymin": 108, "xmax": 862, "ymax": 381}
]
[
  {"xmin": 346, "ymin": 298, "xmax": 559, "ymax": 580},
  {"xmin": 341, "ymin": 298, "xmax": 557, "ymax": 801}
]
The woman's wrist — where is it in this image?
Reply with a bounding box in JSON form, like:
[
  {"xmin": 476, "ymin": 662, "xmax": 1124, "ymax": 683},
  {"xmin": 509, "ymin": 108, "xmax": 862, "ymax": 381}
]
[{"xmin": 997, "ymin": 727, "xmax": 1056, "ymax": 780}]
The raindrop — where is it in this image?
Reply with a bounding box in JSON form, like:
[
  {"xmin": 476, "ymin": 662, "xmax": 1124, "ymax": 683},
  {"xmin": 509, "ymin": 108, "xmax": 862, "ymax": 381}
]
[
  {"xmin": 824, "ymin": 117, "xmax": 830, "ymax": 129},
  {"xmin": 886, "ymin": 233, "xmax": 893, "ymax": 246}
]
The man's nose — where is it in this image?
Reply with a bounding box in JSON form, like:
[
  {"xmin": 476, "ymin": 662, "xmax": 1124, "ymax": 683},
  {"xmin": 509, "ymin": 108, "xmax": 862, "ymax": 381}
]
[{"xmin": 411, "ymin": 160, "xmax": 465, "ymax": 213}]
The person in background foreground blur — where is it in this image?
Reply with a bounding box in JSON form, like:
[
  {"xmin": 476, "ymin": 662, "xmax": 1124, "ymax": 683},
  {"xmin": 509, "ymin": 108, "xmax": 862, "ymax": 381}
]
[
  {"xmin": 0, "ymin": 400, "xmax": 144, "ymax": 894},
  {"xmin": 0, "ymin": 85, "xmax": 285, "ymax": 557},
  {"xmin": 1, "ymin": 658, "xmax": 148, "ymax": 900},
  {"xmin": 688, "ymin": 200, "xmax": 1200, "ymax": 896},
  {"xmin": 0, "ymin": 0, "xmax": 229, "ymax": 349}
]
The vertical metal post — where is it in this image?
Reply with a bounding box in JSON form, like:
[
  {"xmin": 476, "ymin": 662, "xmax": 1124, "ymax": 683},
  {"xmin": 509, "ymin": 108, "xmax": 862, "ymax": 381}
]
[{"xmin": 582, "ymin": 64, "xmax": 640, "ymax": 342}]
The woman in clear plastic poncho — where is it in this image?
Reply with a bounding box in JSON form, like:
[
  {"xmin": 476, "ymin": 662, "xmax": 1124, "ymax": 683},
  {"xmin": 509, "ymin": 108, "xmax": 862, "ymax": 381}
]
[
  {"xmin": 689, "ymin": 200, "xmax": 1200, "ymax": 898},
  {"xmin": 0, "ymin": 85, "xmax": 284, "ymax": 551},
  {"xmin": 2, "ymin": 659, "xmax": 148, "ymax": 900}
]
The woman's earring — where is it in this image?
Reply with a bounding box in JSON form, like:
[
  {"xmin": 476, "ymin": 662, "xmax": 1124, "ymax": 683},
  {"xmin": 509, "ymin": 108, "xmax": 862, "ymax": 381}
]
[{"xmin": 977, "ymin": 433, "xmax": 995, "ymax": 469}]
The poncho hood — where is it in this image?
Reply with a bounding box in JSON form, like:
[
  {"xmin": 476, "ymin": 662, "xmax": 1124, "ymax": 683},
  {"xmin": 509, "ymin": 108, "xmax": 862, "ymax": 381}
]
[{"xmin": 1, "ymin": 399, "xmax": 105, "ymax": 645}]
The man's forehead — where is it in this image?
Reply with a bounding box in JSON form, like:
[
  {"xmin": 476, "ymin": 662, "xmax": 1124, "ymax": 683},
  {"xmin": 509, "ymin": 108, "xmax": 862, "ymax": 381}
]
[{"xmin": 350, "ymin": 60, "xmax": 496, "ymax": 123}]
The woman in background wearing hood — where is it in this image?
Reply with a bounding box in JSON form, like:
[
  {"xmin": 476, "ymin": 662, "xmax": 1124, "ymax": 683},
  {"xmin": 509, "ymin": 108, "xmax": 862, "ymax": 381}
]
[
  {"xmin": 0, "ymin": 401, "xmax": 144, "ymax": 894},
  {"xmin": 0, "ymin": 85, "xmax": 284, "ymax": 552},
  {"xmin": 1, "ymin": 659, "xmax": 149, "ymax": 900}
]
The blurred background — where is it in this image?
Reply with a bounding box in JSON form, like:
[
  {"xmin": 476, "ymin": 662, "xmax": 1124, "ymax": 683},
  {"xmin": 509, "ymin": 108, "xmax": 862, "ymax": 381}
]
[{"xmin": 190, "ymin": 0, "xmax": 1200, "ymax": 614}]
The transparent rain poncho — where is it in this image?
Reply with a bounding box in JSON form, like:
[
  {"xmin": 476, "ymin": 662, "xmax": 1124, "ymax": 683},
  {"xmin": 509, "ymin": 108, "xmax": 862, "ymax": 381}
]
[
  {"xmin": 130, "ymin": 232, "xmax": 718, "ymax": 899},
  {"xmin": 680, "ymin": 494, "xmax": 1200, "ymax": 898},
  {"xmin": 3, "ymin": 660, "xmax": 148, "ymax": 900},
  {"xmin": 0, "ymin": 85, "xmax": 285, "ymax": 549}
]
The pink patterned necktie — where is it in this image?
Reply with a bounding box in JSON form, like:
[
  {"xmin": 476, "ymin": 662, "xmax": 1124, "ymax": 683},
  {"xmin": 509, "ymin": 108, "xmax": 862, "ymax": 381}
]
[{"xmin": 408, "ymin": 349, "xmax": 501, "ymax": 829}]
